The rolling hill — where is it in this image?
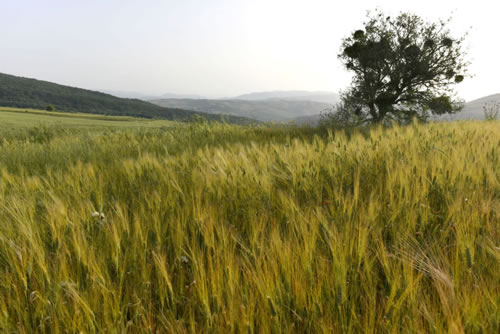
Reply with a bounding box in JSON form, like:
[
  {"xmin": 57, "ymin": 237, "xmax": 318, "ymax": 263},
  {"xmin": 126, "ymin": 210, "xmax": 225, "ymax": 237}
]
[
  {"xmin": 427, "ymin": 94, "xmax": 500, "ymax": 121},
  {"xmin": 450, "ymin": 93, "xmax": 500, "ymax": 120},
  {"xmin": 234, "ymin": 90, "xmax": 339, "ymax": 104},
  {"xmin": 291, "ymin": 113, "xmax": 324, "ymax": 126},
  {"xmin": 0, "ymin": 73, "xmax": 252, "ymax": 124},
  {"xmin": 0, "ymin": 106, "xmax": 180, "ymax": 131},
  {"xmin": 100, "ymin": 90, "xmax": 206, "ymax": 101},
  {"xmin": 150, "ymin": 98, "xmax": 333, "ymax": 122},
  {"xmin": 292, "ymin": 93, "xmax": 500, "ymax": 125}
]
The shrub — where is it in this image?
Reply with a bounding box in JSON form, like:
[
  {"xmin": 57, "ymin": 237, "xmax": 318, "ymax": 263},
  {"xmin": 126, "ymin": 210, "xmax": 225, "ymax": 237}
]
[{"xmin": 483, "ymin": 102, "xmax": 499, "ymax": 120}]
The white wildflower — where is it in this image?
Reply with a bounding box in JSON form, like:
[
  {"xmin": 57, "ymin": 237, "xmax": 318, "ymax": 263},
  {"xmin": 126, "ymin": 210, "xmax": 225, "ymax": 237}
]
[{"xmin": 91, "ymin": 211, "xmax": 105, "ymax": 221}]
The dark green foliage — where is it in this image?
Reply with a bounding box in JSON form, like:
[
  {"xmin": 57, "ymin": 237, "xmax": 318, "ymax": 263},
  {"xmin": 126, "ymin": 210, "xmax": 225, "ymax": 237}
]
[
  {"xmin": 0, "ymin": 73, "xmax": 254, "ymax": 124},
  {"xmin": 46, "ymin": 105, "xmax": 56, "ymax": 111},
  {"xmin": 427, "ymin": 96, "xmax": 455, "ymax": 115},
  {"xmin": 336, "ymin": 10, "xmax": 469, "ymax": 124}
]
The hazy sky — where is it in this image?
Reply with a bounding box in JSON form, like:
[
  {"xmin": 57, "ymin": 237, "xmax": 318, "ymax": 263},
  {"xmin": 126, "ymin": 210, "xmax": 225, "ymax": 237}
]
[{"xmin": 2, "ymin": 0, "xmax": 498, "ymax": 100}]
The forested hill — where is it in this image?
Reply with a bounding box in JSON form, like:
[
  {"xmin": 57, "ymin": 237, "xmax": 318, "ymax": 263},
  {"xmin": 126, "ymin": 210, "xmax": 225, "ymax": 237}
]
[{"xmin": 0, "ymin": 73, "xmax": 253, "ymax": 123}]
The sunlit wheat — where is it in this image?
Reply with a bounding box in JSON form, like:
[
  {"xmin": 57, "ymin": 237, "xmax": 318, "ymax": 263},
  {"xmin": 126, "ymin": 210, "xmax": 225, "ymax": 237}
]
[{"xmin": 0, "ymin": 120, "xmax": 498, "ymax": 332}]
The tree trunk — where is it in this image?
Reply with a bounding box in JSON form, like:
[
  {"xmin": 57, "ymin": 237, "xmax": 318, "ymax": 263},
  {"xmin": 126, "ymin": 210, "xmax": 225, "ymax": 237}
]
[{"xmin": 368, "ymin": 102, "xmax": 378, "ymax": 121}]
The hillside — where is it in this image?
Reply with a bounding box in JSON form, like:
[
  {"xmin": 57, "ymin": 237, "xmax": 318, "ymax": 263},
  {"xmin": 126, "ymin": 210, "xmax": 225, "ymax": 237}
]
[
  {"xmin": 454, "ymin": 93, "xmax": 500, "ymax": 120},
  {"xmin": 292, "ymin": 93, "xmax": 500, "ymax": 125},
  {"xmin": 150, "ymin": 98, "xmax": 332, "ymax": 122},
  {"xmin": 431, "ymin": 94, "xmax": 500, "ymax": 121},
  {"xmin": 0, "ymin": 73, "xmax": 252, "ymax": 123},
  {"xmin": 100, "ymin": 90, "xmax": 206, "ymax": 100},
  {"xmin": 291, "ymin": 113, "xmax": 323, "ymax": 126},
  {"xmin": 0, "ymin": 107, "xmax": 180, "ymax": 132},
  {"xmin": 234, "ymin": 90, "xmax": 340, "ymax": 104}
]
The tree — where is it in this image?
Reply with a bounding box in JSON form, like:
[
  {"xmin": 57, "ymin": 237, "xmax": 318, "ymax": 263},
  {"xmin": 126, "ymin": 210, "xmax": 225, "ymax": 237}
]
[
  {"xmin": 46, "ymin": 105, "xmax": 56, "ymax": 111},
  {"xmin": 335, "ymin": 10, "xmax": 468, "ymax": 124}
]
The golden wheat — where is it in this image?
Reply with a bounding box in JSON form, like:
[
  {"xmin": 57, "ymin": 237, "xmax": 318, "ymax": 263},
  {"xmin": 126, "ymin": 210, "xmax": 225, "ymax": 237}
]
[{"xmin": 0, "ymin": 121, "xmax": 498, "ymax": 332}]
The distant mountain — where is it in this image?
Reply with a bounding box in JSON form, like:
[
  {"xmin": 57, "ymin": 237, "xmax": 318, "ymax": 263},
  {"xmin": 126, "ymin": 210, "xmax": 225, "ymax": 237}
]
[
  {"xmin": 98, "ymin": 90, "xmax": 159, "ymax": 100},
  {"xmin": 0, "ymin": 73, "xmax": 252, "ymax": 123},
  {"xmin": 150, "ymin": 98, "xmax": 332, "ymax": 122},
  {"xmin": 159, "ymin": 93, "xmax": 205, "ymax": 100},
  {"xmin": 100, "ymin": 90, "xmax": 206, "ymax": 101},
  {"xmin": 234, "ymin": 91, "xmax": 340, "ymax": 104}
]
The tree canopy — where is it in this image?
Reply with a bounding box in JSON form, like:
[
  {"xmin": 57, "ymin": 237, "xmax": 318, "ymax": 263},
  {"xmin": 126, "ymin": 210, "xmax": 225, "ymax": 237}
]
[{"xmin": 334, "ymin": 11, "xmax": 469, "ymax": 124}]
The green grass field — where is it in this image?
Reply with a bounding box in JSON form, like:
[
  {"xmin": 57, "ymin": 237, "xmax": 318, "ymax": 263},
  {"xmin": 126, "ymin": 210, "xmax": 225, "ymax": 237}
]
[
  {"xmin": 0, "ymin": 108, "xmax": 498, "ymax": 332},
  {"xmin": 0, "ymin": 107, "xmax": 177, "ymax": 129}
]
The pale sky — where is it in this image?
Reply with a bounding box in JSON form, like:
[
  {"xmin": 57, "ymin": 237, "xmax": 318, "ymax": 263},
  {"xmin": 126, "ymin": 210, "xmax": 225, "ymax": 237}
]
[{"xmin": 1, "ymin": 0, "xmax": 498, "ymax": 100}]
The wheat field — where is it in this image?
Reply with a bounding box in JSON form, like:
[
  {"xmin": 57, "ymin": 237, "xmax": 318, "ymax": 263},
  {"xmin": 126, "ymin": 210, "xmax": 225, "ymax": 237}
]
[{"xmin": 0, "ymin": 115, "xmax": 498, "ymax": 332}]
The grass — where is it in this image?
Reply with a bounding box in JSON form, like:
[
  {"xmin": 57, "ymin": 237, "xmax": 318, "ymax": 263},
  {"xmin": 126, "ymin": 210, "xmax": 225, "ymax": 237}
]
[
  {"xmin": 0, "ymin": 107, "xmax": 177, "ymax": 129},
  {"xmin": 0, "ymin": 110, "xmax": 498, "ymax": 332}
]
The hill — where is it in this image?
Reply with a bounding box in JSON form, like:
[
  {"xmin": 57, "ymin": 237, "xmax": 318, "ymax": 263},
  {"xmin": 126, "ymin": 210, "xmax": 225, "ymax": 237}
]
[
  {"xmin": 0, "ymin": 106, "xmax": 179, "ymax": 132},
  {"xmin": 100, "ymin": 90, "xmax": 206, "ymax": 100},
  {"xmin": 97, "ymin": 90, "xmax": 159, "ymax": 101},
  {"xmin": 291, "ymin": 113, "xmax": 323, "ymax": 126},
  {"xmin": 0, "ymin": 73, "xmax": 251, "ymax": 123},
  {"xmin": 150, "ymin": 98, "xmax": 332, "ymax": 122},
  {"xmin": 453, "ymin": 93, "xmax": 500, "ymax": 120},
  {"xmin": 293, "ymin": 93, "xmax": 500, "ymax": 125},
  {"xmin": 159, "ymin": 92, "xmax": 205, "ymax": 100},
  {"xmin": 431, "ymin": 93, "xmax": 500, "ymax": 121},
  {"xmin": 234, "ymin": 90, "xmax": 339, "ymax": 104}
]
